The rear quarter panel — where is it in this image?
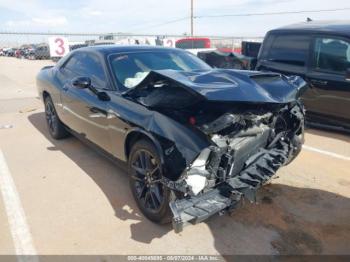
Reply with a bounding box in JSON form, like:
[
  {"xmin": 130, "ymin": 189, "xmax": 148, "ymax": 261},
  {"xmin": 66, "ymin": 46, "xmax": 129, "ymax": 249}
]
[{"xmin": 36, "ymin": 67, "xmax": 65, "ymax": 119}]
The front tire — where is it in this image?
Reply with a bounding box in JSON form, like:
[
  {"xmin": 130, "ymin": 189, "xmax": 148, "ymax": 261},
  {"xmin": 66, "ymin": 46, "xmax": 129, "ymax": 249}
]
[
  {"xmin": 44, "ymin": 96, "xmax": 69, "ymax": 139},
  {"xmin": 128, "ymin": 139, "xmax": 172, "ymax": 224}
]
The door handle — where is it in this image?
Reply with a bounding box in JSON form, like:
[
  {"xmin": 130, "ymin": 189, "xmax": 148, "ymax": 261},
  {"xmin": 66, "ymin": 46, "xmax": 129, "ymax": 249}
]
[
  {"xmin": 89, "ymin": 107, "xmax": 107, "ymax": 118},
  {"xmin": 310, "ymin": 79, "xmax": 328, "ymax": 86}
]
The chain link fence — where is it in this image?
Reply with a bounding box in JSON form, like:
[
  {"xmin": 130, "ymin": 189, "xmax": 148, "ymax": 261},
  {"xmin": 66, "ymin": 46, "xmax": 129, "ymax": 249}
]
[{"xmin": 0, "ymin": 32, "xmax": 263, "ymax": 61}]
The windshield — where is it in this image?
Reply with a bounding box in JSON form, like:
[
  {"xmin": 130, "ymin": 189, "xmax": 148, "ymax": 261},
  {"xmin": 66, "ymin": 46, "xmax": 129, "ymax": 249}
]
[{"xmin": 109, "ymin": 50, "xmax": 211, "ymax": 89}]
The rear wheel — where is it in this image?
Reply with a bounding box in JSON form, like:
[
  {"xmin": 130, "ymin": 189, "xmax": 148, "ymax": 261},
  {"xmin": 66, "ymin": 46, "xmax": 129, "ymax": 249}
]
[
  {"xmin": 128, "ymin": 139, "xmax": 172, "ymax": 224},
  {"xmin": 44, "ymin": 96, "xmax": 69, "ymax": 139}
]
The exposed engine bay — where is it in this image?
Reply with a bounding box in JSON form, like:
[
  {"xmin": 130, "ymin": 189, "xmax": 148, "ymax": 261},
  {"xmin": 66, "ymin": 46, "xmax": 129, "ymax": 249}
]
[
  {"xmin": 164, "ymin": 102, "xmax": 304, "ymax": 232},
  {"xmin": 181, "ymin": 102, "xmax": 303, "ymax": 194},
  {"xmin": 124, "ymin": 69, "xmax": 306, "ymax": 232}
]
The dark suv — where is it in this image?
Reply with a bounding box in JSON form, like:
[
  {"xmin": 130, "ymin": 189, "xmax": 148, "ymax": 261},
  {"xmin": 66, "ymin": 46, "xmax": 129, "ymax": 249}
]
[{"xmin": 256, "ymin": 21, "xmax": 350, "ymax": 130}]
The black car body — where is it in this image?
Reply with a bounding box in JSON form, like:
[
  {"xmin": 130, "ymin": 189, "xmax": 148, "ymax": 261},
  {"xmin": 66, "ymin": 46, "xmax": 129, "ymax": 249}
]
[
  {"xmin": 37, "ymin": 45, "xmax": 306, "ymax": 232},
  {"xmin": 256, "ymin": 20, "xmax": 350, "ymax": 131}
]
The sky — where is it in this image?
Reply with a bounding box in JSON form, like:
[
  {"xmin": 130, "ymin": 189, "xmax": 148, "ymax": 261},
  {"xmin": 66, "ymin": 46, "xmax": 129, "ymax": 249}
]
[{"xmin": 0, "ymin": 0, "xmax": 349, "ymax": 37}]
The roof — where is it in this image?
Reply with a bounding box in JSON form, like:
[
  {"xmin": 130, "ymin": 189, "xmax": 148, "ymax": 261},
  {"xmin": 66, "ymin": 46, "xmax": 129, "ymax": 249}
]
[
  {"xmin": 78, "ymin": 45, "xmax": 180, "ymax": 55},
  {"xmin": 269, "ymin": 20, "xmax": 350, "ymax": 36}
]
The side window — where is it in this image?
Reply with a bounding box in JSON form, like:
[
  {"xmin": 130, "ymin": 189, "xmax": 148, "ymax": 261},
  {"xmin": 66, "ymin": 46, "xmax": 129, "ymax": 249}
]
[
  {"xmin": 267, "ymin": 35, "xmax": 310, "ymax": 66},
  {"xmin": 63, "ymin": 52, "xmax": 107, "ymax": 88},
  {"xmin": 313, "ymin": 37, "xmax": 350, "ymax": 74},
  {"xmin": 63, "ymin": 53, "xmax": 82, "ymax": 72}
]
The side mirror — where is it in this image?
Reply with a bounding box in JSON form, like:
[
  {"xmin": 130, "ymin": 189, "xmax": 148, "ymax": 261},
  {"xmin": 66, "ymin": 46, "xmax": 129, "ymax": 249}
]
[
  {"xmin": 71, "ymin": 76, "xmax": 110, "ymax": 101},
  {"xmin": 346, "ymin": 69, "xmax": 350, "ymax": 81},
  {"xmin": 72, "ymin": 76, "xmax": 91, "ymax": 89}
]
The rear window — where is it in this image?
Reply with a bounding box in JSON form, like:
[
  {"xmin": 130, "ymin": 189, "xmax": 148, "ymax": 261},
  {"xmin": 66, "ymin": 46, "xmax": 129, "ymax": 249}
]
[
  {"xmin": 267, "ymin": 35, "xmax": 311, "ymax": 66},
  {"xmin": 313, "ymin": 37, "xmax": 350, "ymax": 74}
]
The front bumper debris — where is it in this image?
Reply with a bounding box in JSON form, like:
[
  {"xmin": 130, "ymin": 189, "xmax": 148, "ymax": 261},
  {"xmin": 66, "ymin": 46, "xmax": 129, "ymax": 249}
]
[
  {"xmin": 169, "ymin": 141, "xmax": 291, "ymax": 233},
  {"xmin": 170, "ymin": 184, "xmax": 241, "ymax": 233}
]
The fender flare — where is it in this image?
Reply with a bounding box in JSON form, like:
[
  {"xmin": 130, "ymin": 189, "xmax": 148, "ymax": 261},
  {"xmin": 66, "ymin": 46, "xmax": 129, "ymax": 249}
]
[{"xmin": 124, "ymin": 128, "xmax": 165, "ymax": 167}]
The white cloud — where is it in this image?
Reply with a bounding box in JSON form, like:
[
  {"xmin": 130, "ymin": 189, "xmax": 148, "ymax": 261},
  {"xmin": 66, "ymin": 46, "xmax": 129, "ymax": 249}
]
[
  {"xmin": 32, "ymin": 16, "xmax": 68, "ymax": 26},
  {"xmin": 1, "ymin": 0, "xmax": 350, "ymax": 35},
  {"xmin": 88, "ymin": 10, "xmax": 102, "ymax": 16},
  {"xmin": 80, "ymin": 6, "xmax": 103, "ymax": 17},
  {"xmin": 5, "ymin": 16, "xmax": 68, "ymax": 28},
  {"xmin": 75, "ymin": 0, "xmax": 350, "ymax": 35}
]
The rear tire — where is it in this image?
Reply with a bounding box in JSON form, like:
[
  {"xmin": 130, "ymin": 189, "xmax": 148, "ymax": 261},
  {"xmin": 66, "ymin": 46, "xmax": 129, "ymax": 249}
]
[
  {"xmin": 44, "ymin": 96, "xmax": 69, "ymax": 139},
  {"xmin": 128, "ymin": 139, "xmax": 172, "ymax": 224}
]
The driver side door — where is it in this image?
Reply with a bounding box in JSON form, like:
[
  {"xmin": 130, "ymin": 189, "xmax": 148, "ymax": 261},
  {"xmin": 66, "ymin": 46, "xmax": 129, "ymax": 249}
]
[{"xmin": 57, "ymin": 52, "xmax": 112, "ymax": 152}]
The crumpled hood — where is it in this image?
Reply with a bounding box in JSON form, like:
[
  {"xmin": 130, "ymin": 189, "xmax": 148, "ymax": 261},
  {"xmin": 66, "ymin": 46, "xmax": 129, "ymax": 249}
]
[{"xmin": 124, "ymin": 69, "xmax": 308, "ymax": 105}]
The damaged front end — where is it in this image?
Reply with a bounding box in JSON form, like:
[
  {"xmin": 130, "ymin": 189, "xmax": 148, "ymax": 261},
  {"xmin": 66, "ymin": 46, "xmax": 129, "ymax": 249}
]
[
  {"xmin": 168, "ymin": 102, "xmax": 304, "ymax": 232},
  {"xmin": 123, "ymin": 69, "xmax": 306, "ymax": 232}
]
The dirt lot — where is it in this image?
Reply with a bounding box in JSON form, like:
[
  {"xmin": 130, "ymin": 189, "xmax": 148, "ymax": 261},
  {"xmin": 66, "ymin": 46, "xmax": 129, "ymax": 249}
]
[{"xmin": 0, "ymin": 56, "xmax": 349, "ymax": 256}]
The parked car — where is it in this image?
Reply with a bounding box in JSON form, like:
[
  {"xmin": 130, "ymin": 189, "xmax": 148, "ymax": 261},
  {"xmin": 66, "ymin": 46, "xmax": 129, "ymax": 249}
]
[
  {"xmin": 34, "ymin": 45, "xmax": 50, "ymax": 60},
  {"xmin": 5, "ymin": 48, "xmax": 15, "ymax": 57},
  {"xmin": 15, "ymin": 48, "xmax": 25, "ymax": 58},
  {"xmin": 175, "ymin": 37, "xmax": 211, "ymax": 49},
  {"xmin": 256, "ymin": 20, "xmax": 350, "ymax": 131},
  {"xmin": 25, "ymin": 48, "xmax": 36, "ymax": 60},
  {"xmin": 37, "ymin": 46, "xmax": 306, "ymax": 232},
  {"xmin": 175, "ymin": 37, "xmax": 215, "ymax": 55}
]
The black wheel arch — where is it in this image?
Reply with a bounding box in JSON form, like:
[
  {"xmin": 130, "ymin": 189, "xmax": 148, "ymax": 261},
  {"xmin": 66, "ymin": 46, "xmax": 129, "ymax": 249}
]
[
  {"xmin": 42, "ymin": 90, "xmax": 50, "ymax": 100},
  {"xmin": 124, "ymin": 128, "xmax": 189, "ymax": 181},
  {"xmin": 124, "ymin": 128, "xmax": 166, "ymax": 168}
]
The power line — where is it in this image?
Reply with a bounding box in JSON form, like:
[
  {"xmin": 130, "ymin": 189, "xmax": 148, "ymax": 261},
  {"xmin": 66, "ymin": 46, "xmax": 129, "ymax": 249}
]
[
  {"xmin": 195, "ymin": 7, "xmax": 350, "ymax": 18},
  {"xmin": 124, "ymin": 6, "xmax": 350, "ymax": 33},
  {"xmin": 133, "ymin": 17, "xmax": 189, "ymax": 32}
]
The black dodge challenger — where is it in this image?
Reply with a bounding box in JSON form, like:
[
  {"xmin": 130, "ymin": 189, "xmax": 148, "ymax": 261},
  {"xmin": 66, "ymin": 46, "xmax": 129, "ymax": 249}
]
[{"xmin": 37, "ymin": 45, "xmax": 306, "ymax": 232}]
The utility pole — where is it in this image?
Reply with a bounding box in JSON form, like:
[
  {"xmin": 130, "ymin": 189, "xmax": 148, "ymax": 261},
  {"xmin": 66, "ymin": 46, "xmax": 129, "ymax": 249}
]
[{"xmin": 191, "ymin": 0, "xmax": 194, "ymax": 36}]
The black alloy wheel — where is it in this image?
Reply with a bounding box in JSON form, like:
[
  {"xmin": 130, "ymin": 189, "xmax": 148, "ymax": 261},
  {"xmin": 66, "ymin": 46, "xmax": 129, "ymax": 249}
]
[
  {"xmin": 45, "ymin": 99, "xmax": 57, "ymax": 134},
  {"xmin": 128, "ymin": 140, "xmax": 172, "ymax": 223},
  {"xmin": 44, "ymin": 96, "xmax": 69, "ymax": 139}
]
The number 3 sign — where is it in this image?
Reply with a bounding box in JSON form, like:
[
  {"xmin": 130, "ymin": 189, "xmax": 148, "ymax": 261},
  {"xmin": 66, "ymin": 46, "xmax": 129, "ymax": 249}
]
[{"xmin": 48, "ymin": 36, "xmax": 70, "ymax": 58}]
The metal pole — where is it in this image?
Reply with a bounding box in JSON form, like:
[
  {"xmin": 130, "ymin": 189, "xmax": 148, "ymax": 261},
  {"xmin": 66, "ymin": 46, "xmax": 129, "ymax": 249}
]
[{"xmin": 191, "ymin": 0, "xmax": 194, "ymax": 36}]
